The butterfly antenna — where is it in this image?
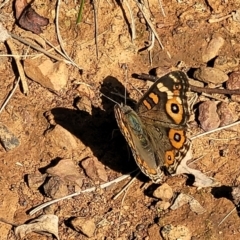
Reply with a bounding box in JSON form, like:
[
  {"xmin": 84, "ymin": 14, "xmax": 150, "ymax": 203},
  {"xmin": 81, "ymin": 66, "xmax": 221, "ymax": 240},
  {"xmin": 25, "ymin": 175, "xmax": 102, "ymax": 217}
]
[
  {"xmin": 122, "ymin": 63, "xmax": 128, "ymax": 105},
  {"xmin": 100, "ymin": 93, "xmax": 119, "ymax": 105}
]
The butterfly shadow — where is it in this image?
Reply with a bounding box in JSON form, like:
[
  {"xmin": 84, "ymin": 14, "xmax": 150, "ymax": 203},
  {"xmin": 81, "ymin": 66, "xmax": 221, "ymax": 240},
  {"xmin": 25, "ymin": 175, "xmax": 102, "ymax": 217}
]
[
  {"xmin": 49, "ymin": 75, "xmax": 139, "ymax": 176},
  {"xmin": 211, "ymin": 185, "xmax": 240, "ymax": 217}
]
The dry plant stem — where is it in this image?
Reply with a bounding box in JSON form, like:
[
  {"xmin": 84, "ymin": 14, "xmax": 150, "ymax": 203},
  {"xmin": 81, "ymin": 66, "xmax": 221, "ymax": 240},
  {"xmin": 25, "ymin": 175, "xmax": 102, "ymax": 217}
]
[
  {"xmin": 201, "ymin": 92, "xmax": 228, "ymax": 102},
  {"xmin": 158, "ymin": 0, "xmax": 166, "ymax": 17},
  {"xmin": 191, "ymin": 120, "xmax": 240, "ymax": 140},
  {"xmin": 56, "ymin": 0, "xmax": 82, "ymax": 70},
  {"xmin": 10, "ymin": 33, "xmax": 70, "ymax": 63},
  {"xmin": 0, "ymin": 54, "xmax": 37, "ymax": 57},
  {"xmin": 93, "ymin": 0, "xmax": 99, "ymax": 59},
  {"xmin": 190, "ymin": 85, "xmax": 240, "ymax": 95},
  {"xmin": 137, "ymin": 73, "xmax": 240, "ymax": 95},
  {"xmin": 33, "ymin": 38, "xmax": 67, "ymax": 60},
  {"xmin": 0, "ymin": 77, "xmax": 21, "ymax": 114},
  {"xmin": 208, "ymin": 13, "xmax": 232, "ymax": 23},
  {"xmin": 218, "ymin": 206, "xmax": 236, "ymax": 226},
  {"xmin": 134, "ymin": 0, "xmax": 165, "ymax": 51},
  {"xmin": 122, "ymin": 0, "xmax": 136, "ymax": 41},
  {"xmin": 29, "ymin": 172, "xmax": 135, "ymax": 215},
  {"xmin": 6, "ymin": 39, "xmax": 29, "ymax": 95},
  {"xmin": 113, "ymin": 171, "xmax": 139, "ymax": 200},
  {"xmin": 116, "ymin": 178, "xmax": 134, "ymax": 238}
]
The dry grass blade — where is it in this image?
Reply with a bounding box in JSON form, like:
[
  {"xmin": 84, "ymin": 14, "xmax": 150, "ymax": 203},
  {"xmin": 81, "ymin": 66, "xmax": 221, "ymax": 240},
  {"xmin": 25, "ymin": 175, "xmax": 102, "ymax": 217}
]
[
  {"xmin": 56, "ymin": 0, "xmax": 82, "ymax": 70},
  {"xmin": 0, "ymin": 77, "xmax": 21, "ymax": 114},
  {"xmin": 6, "ymin": 39, "xmax": 29, "ymax": 95},
  {"xmin": 113, "ymin": 170, "xmax": 140, "ymax": 200},
  {"xmin": 191, "ymin": 120, "xmax": 240, "ymax": 140},
  {"xmin": 93, "ymin": 0, "xmax": 99, "ymax": 59},
  {"xmin": 122, "ymin": 0, "xmax": 136, "ymax": 42},
  {"xmin": 218, "ymin": 206, "xmax": 236, "ymax": 226},
  {"xmin": 29, "ymin": 172, "xmax": 136, "ymax": 215},
  {"xmin": 10, "ymin": 33, "xmax": 71, "ymax": 63},
  {"xmin": 158, "ymin": 0, "xmax": 166, "ymax": 17},
  {"xmin": 116, "ymin": 176, "xmax": 136, "ymax": 238},
  {"xmin": 134, "ymin": 0, "xmax": 164, "ymax": 51}
]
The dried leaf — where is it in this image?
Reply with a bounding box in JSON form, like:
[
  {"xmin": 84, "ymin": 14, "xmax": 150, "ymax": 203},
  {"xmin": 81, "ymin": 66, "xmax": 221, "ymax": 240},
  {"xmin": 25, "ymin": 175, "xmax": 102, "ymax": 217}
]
[
  {"xmin": 46, "ymin": 158, "xmax": 83, "ymax": 187},
  {"xmin": 15, "ymin": 0, "xmax": 49, "ymax": 34},
  {"xmin": 14, "ymin": 214, "xmax": 59, "ymax": 239},
  {"xmin": 176, "ymin": 150, "xmax": 218, "ymax": 187},
  {"xmin": 171, "ymin": 193, "xmax": 205, "ymax": 214}
]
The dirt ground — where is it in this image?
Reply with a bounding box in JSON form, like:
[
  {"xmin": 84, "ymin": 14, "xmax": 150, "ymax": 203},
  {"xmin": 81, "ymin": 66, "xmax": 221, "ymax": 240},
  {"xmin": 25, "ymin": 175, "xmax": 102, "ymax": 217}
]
[{"xmin": 1, "ymin": 0, "xmax": 240, "ymax": 239}]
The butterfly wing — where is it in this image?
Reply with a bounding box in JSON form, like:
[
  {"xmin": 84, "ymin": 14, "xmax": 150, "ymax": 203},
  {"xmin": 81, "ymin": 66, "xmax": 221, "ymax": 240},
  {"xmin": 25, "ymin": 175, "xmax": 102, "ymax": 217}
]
[
  {"xmin": 137, "ymin": 71, "xmax": 190, "ymax": 127},
  {"xmin": 114, "ymin": 104, "xmax": 165, "ymax": 182},
  {"xmin": 136, "ymin": 71, "xmax": 191, "ymax": 174}
]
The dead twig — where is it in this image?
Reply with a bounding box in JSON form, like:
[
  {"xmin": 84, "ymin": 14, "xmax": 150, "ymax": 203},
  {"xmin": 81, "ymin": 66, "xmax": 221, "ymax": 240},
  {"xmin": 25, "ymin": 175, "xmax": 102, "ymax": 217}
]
[
  {"xmin": 10, "ymin": 33, "xmax": 71, "ymax": 63},
  {"xmin": 191, "ymin": 120, "xmax": 240, "ymax": 140},
  {"xmin": 6, "ymin": 39, "xmax": 29, "ymax": 94},
  {"xmin": 134, "ymin": 0, "xmax": 168, "ymax": 56},
  {"xmin": 122, "ymin": 0, "xmax": 136, "ymax": 42},
  {"xmin": 158, "ymin": 0, "xmax": 166, "ymax": 17},
  {"xmin": 113, "ymin": 171, "xmax": 139, "ymax": 200},
  {"xmin": 218, "ymin": 206, "xmax": 236, "ymax": 226},
  {"xmin": 116, "ymin": 175, "xmax": 137, "ymax": 238},
  {"xmin": 29, "ymin": 171, "xmax": 137, "ymax": 215},
  {"xmin": 56, "ymin": 0, "xmax": 82, "ymax": 69},
  {"xmin": 93, "ymin": 0, "xmax": 99, "ymax": 59},
  {"xmin": 0, "ymin": 77, "xmax": 21, "ymax": 114}
]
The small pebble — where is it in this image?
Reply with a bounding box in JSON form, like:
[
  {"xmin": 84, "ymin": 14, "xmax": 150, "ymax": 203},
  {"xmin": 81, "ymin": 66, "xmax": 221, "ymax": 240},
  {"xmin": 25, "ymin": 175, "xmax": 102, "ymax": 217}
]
[
  {"xmin": 0, "ymin": 123, "xmax": 20, "ymax": 151},
  {"xmin": 153, "ymin": 183, "xmax": 173, "ymax": 201},
  {"xmin": 193, "ymin": 67, "xmax": 228, "ymax": 84},
  {"xmin": 156, "ymin": 201, "xmax": 171, "ymax": 211},
  {"xmin": 202, "ymin": 36, "xmax": 225, "ymax": 62},
  {"xmin": 217, "ymin": 102, "xmax": 238, "ymax": 126},
  {"xmin": 226, "ymin": 71, "xmax": 240, "ymax": 102},
  {"xmin": 198, "ymin": 101, "xmax": 220, "ymax": 131},
  {"xmin": 43, "ymin": 176, "xmax": 68, "ymax": 199},
  {"xmin": 71, "ymin": 217, "xmax": 96, "ymax": 237},
  {"xmin": 45, "ymin": 124, "xmax": 78, "ymax": 150},
  {"xmin": 214, "ymin": 56, "xmax": 239, "ymax": 73},
  {"xmin": 76, "ymin": 96, "xmax": 92, "ymax": 115},
  {"xmin": 161, "ymin": 224, "xmax": 191, "ymax": 240},
  {"xmin": 27, "ymin": 173, "xmax": 47, "ymax": 189},
  {"xmin": 24, "ymin": 59, "xmax": 68, "ymax": 91},
  {"xmin": 136, "ymin": 224, "xmax": 145, "ymax": 231},
  {"xmin": 81, "ymin": 157, "xmax": 108, "ymax": 182}
]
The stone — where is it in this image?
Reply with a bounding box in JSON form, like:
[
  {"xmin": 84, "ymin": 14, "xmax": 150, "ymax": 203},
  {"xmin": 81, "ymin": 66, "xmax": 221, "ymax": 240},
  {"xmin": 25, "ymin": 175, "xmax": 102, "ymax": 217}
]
[
  {"xmin": 217, "ymin": 102, "xmax": 238, "ymax": 127},
  {"xmin": 45, "ymin": 124, "xmax": 77, "ymax": 150},
  {"xmin": 43, "ymin": 176, "xmax": 68, "ymax": 199},
  {"xmin": 202, "ymin": 36, "xmax": 225, "ymax": 62},
  {"xmin": 156, "ymin": 201, "xmax": 171, "ymax": 211},
  {"xmin": 81, "ymin": 157, "xmax": 108, "ymax": 182},
  {"xmin": 193, "ymin": 67, "xmax": 228, "ymax": 84},
  {"xmin": 214, "ymin": 56, "xmax": 239, "ymax": 73},
  {"xmin": 71, "ymin": 217, "xmax": 96, "ymax": 237},
  {"xmin": 27, "ymin": 173, "xmax": 47, "ymax": 189},
  {"xmin": 161, "ymin": 224, "xmax": 191, "ymax": 240},
  {"xmin": 46, "ymin": 158, "xmax": 83, "ymax": 187},
  {"xmin": 0, "ymin": 123, "xmax": 20, "ymax": 151},
  {"xmin": 24, "ymin": 59, "xmax": 68, "ymax": 91},
  {"xmin": 226, "ymin": 71, "xmax": 240, "ymax": 102},
  {"xmin": 153, "ymin": 183, "xmax": 173, "ymax": 201},
  {"xmin": 198, "ymin": 101, "xmax": 220, "ymax": 131}
]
